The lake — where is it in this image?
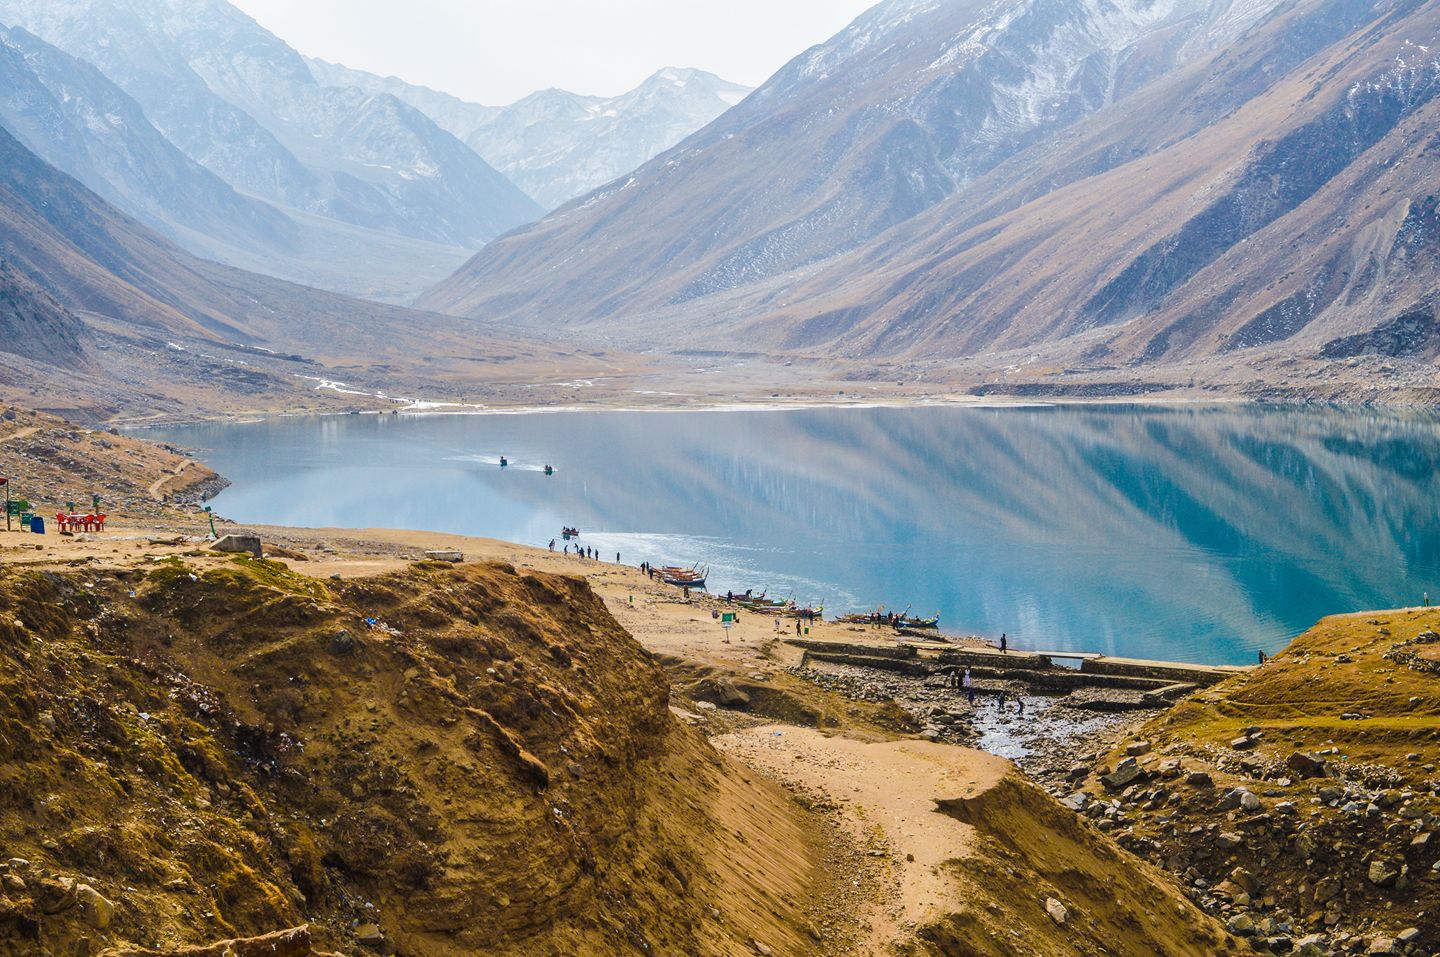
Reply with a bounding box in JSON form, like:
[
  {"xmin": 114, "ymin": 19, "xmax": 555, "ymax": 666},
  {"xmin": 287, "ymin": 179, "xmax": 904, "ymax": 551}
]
[{"xmin": 145, "ymin": 404, "xmax": 1440, "ymax": 666}]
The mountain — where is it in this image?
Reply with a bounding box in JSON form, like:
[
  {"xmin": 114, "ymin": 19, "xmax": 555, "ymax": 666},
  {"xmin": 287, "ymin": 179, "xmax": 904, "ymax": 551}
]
[
  {"xmin": 0, "ymin": 24, "xmax": 297, "ymax": 257},
  {"xmin": 0, "ymin": 0, "xmax": 541, "ymax": 300},
  {"xmin": 308, "ymin": 60, "xmax": 752, "ymax": 210},
  {"xmin": 420, "ymin": 0, "xmax": 1440, "ymax": 376},
  {"xmin": 0, "ymin": 121, "xmax": 563, "ymax": 419}
]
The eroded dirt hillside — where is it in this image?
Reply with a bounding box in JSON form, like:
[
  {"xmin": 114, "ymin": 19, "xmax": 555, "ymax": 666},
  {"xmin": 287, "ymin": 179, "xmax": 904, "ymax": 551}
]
[{"xmin": 0, "ymin": 556, "xmax": 830, "ymax": 956}]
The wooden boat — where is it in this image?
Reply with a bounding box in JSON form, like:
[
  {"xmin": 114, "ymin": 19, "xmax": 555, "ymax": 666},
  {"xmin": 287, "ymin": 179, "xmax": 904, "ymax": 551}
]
[
  {"xmin": 543, "ymin": 465, "xmax": 554, "ymax": 476},
  {"xmin": 561, "ymin": 527, "xmax": 579, "ymax": 539},
  {"xmin": 835, "ymin": 613, "xmax": 876, "ymax": 625},
  {"xmin": 780, "ymin": 605, "xmax": 823, "ymax": 618},
  {"xmin": 896, "ymin": 613, "xmax": 941, "ymax": 629},
  {"xmin": 662, "ymin": 565, "xmax": 708, "ymax": 588}
]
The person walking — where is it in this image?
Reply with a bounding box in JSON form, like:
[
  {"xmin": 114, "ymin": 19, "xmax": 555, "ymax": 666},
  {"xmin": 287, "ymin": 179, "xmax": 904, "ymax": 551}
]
[
  {"xmin": 795, "ymin": 620, "xmax": 802, "ymax": 636},
  {"xmin": 1000, "ymin": 633, "xmax": 1008, "ymax": 654},
  {"xmin": 963, "ymin": 667, "xmax": 974, "ymax": 705},
  {"xmin": 548, "ymin": 539, "xmax": 556, "ymax": 552},
  {"xmin": 1016, "ymin": 696, "xmax": 1025, "ymax": 717}
]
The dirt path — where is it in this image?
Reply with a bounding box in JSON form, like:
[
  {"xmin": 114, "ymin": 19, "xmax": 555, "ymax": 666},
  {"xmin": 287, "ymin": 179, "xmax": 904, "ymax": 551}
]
[
  {"xmin": 148, "ymin": 459, "xmax": 191, "ymax": 500},
  {"xmin": 716, "ymin": 725, "xmax": 1009, "ymax": 953}
]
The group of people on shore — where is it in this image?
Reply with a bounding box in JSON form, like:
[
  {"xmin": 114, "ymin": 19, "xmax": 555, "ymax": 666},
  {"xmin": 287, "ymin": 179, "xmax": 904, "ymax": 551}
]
[
  {"xmin": 548, "ymin": 539, "xmax": 620, "ymax": 564},
  {"xmin": 945, "ymin": 665, "xmax": 1026, "ymax": 715}
]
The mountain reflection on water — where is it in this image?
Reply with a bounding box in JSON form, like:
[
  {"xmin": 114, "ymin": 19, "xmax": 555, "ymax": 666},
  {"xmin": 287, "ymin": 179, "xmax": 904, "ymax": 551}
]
[{"xmin": 148, "ymin": 404, "xmax": 1440, "ymax": 665}]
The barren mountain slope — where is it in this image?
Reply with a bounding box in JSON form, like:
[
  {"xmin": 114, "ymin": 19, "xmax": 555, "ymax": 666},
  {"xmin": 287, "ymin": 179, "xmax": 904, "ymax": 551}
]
[
  {"xmin": 418, "ymin": 0, "xmax": 1287, "ymax": 323},
  {"xmin": 739, "ymin": 0, "xmax": 1440, "ymax": 364}
]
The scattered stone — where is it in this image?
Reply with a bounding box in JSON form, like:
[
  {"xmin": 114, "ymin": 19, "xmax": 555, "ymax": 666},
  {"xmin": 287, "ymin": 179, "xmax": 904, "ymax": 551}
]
[
  {"xmin": 1185, "ymin": 770, "xmax": 1213, "ymax": 788},
  {"xmin": 1230, "ymin": 735, "xmax": 1257, "ymax": 751},
  {"xmin": 751, "ymin": 941, "xmax": 773, "ymax": 956},
  {"xmin": 1045, "ymin": 898, "xmax": 1069, "ymax": 925},
  {"xmin": 1367, "ymin": 937, "xmax": 1396, "ymax": 955},
  {"xmin": 1227, "ymin": 913, "xmax": 1254, "ymax": 936},
  {"xmin": 1126, "ymin": 741, "xmax": 1151, "ymax": 757}
]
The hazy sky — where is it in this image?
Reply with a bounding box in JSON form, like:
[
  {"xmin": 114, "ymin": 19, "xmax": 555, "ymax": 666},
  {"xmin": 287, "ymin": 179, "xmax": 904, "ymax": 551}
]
[{"xmin": 230, "ymin": 1, "xmax": 877, "ymax": 105}]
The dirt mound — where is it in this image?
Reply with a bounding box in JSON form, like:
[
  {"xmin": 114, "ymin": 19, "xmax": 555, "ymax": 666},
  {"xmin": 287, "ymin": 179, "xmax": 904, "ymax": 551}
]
[
  {"xmin": 928, "ymin": 772, "xmax": 1239, "ymax": 956},
  {"xmin": 0, "ymin": 557, "xmax": 827, "ymax": 956}
]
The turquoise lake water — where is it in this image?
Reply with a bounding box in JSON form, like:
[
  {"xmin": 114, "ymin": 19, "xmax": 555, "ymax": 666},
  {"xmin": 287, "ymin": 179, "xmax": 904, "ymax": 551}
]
[{"xmin": 146, "ymin": 404, "xmax": 1440, "ymax": 666}]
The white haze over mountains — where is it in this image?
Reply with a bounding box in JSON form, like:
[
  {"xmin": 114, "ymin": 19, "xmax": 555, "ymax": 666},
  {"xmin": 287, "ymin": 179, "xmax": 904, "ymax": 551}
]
[{"xmin": 231, "ymin": 0, "xmax": 877, "ymax": 104}]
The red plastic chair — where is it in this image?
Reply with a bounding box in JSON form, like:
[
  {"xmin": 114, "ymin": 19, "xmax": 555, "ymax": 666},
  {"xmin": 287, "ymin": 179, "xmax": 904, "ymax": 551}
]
[{"xmin": 93, "ymin": 514, "xmax": 106, "ymax": 532}]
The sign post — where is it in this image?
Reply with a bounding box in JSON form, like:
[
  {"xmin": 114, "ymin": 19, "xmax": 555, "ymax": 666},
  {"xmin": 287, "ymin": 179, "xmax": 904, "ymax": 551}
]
[{"xmin": 721, "ymin": 611, "xmax": 735, "ymax": 644}]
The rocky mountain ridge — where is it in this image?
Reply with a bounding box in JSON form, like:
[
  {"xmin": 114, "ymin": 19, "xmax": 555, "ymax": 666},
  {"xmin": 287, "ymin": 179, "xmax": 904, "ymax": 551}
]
[
  {"xmin": 420, "ymin": 0, "xmax": 1440, "ymax": 387},
  {"xmin": 0, "ymin": 0, "xmax": 540, "ymax": 300},
  {"xmin": 307, "ymin": 60, "xmax": 752, "ymax": 210}
]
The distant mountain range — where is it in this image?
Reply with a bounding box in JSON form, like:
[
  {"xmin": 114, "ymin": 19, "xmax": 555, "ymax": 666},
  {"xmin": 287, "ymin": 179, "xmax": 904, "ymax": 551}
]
[
  {"xmin": 0, "ymin": 120, "xmax": 564, "ymax": 419},
  {"xmin": 421, "ymin": 0, "xmax": 1440, "ymax": 375},
  {"xmin": 309, "ymin": 61, "xmax": 753, "ymax": 210},
  {"xmin": 0, "ymin": 0, "xmax": 747, "ymax": 301}
]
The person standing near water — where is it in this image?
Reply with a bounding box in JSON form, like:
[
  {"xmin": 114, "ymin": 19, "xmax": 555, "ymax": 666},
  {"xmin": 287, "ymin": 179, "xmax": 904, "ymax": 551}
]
[
  {"xmin": 549, "ymin": 539, "xmax": 556, "ymax": 552},
  {"xmin": 963, "ymin": 667, "xmax": 974, "ymax": 704},
  {"xmin": 1000, "ymin": 633, "xmax": 1007, "ymax": 654},
  {"xmin": 616, "ymin": 552, "xmax": 621, "ymax": 564}
]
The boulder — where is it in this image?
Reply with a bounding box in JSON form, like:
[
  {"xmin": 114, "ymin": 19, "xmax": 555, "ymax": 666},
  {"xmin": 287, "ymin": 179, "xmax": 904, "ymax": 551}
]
[
  {"xmin": 1045, "ymin": 898, "xmax": 1069, "ymax": 925},
  {"xmin": 1101, "ymin": 760, "xmax": 1143, "ymax": 791},
  {"xmin": 211, "ymin": 534, "xmax": 262, "ymax": 558},
  {"xmin": 702, "ymin": 677, "xmax": 750, "ymax": 708},
  {"xmin": 1285, "ymin": 752, "xmax": 1329, "ymax": 779},
  {"xmin": 75, "ymin": 883, "xmax": 114, "ymax": 929},
  {"xmin": 1367, "ymin": 859, "xmax": 1400, "ymax": 888},
  {"xmin": 1125, "ymin": 741, "xmax": 1151, "ymax": 757},
  {"xmin": 423, "ymin": 549, "xmax": 464, "ymax": 563},
  {"xmin": 1185, "ymin": 770, "xmax": 1214, "ymax": 788},
  {"xmin": 1230, "ymin": 735, "xmax": 1257, "ymax": 751},
  {"xmin": 1367, "ymin": 938, "xmax": 1396, "ymax": 955},
  {"xmin": 1226, "ymin": 913, "xmax": 1255, "ymax": 936}
]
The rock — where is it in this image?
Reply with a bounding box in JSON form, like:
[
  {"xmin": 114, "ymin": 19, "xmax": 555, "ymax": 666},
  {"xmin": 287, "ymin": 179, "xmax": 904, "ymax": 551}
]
[
  {"xmin": 1216, "ymin": 832, "xmax": 1244, "ymax": 851},
  {"xmin": 1226, "ymin": 913, "xmax": 1254, "ymax": 936},
  {"xmin": 1231, "ymin": 735, "xmax": 1257, "ymax": 751},
  {"xmin": 1367, "ymin": 937, "xmax": 1396, "ymax": 955},
  {"xmin": 211, "ymin": 534, "xmax": 262, "ymax": 558},
  {"xmin": 1126, "ymin": 741, "xmax": 1151, "ymax": 757},
  {"xmin": 1286, "ymin": 751, "xmax": 1329, "ymax": 779},
  {"xmin": 1229, "ymin": 868, "xmax": 1259, "ymax": 894},
  {"xmin": 74, "ymin": 884, "xmax": 114, "ymax": 929},
  {"xmin": 1185, "ymin": 770, "xmax": 1213, "ymax": 788},
  {"xmin": 1367, "ymin": 859, "xmax": 1400, "ymax": 888},
  {"xmin": 355, "ymin": 923, "xmax": 388, "ymax": 951},
  {"xmin": 1239, "ymin": 791, "xmax": 1262, "ymax": 812},
  {"xmin": 1101, "ymin": 761, "xmax": 1143, "ymax": 791},
  {"xmin": 751, "ymin": 941, "xmax": 773, "ymax": 956},
  {"xmin": 328, "ymin": 630, "xmax": 357, "ymax": 656},
  {"xmin": 1410, "ymin": 832, "xmax": 1431, "ymax": 849},
  {"xmin": 705, "ymin": 678, "xmax": 750, "ymax": 708},
  {"xmin": 35, "ymin": 875, "xmax": 77, "ymax": 914},
  {"xmin": 1294, "ymin": 934, "xmax": 1327, "ymax": 957},
  {"xmin": 423, "ymin": 549, "xmax": 464, "ymax": 563},
  {"xmin": 1396, "ymin": 928, "xmax": 1419, "ymax": 944},
  {"xmin": 1045, "ymin": 898, "xmax": 1068, "ymax": 925},
  {"xmin": 694, "ymin": 701, "xmax": 718, "ymax": 712}
]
